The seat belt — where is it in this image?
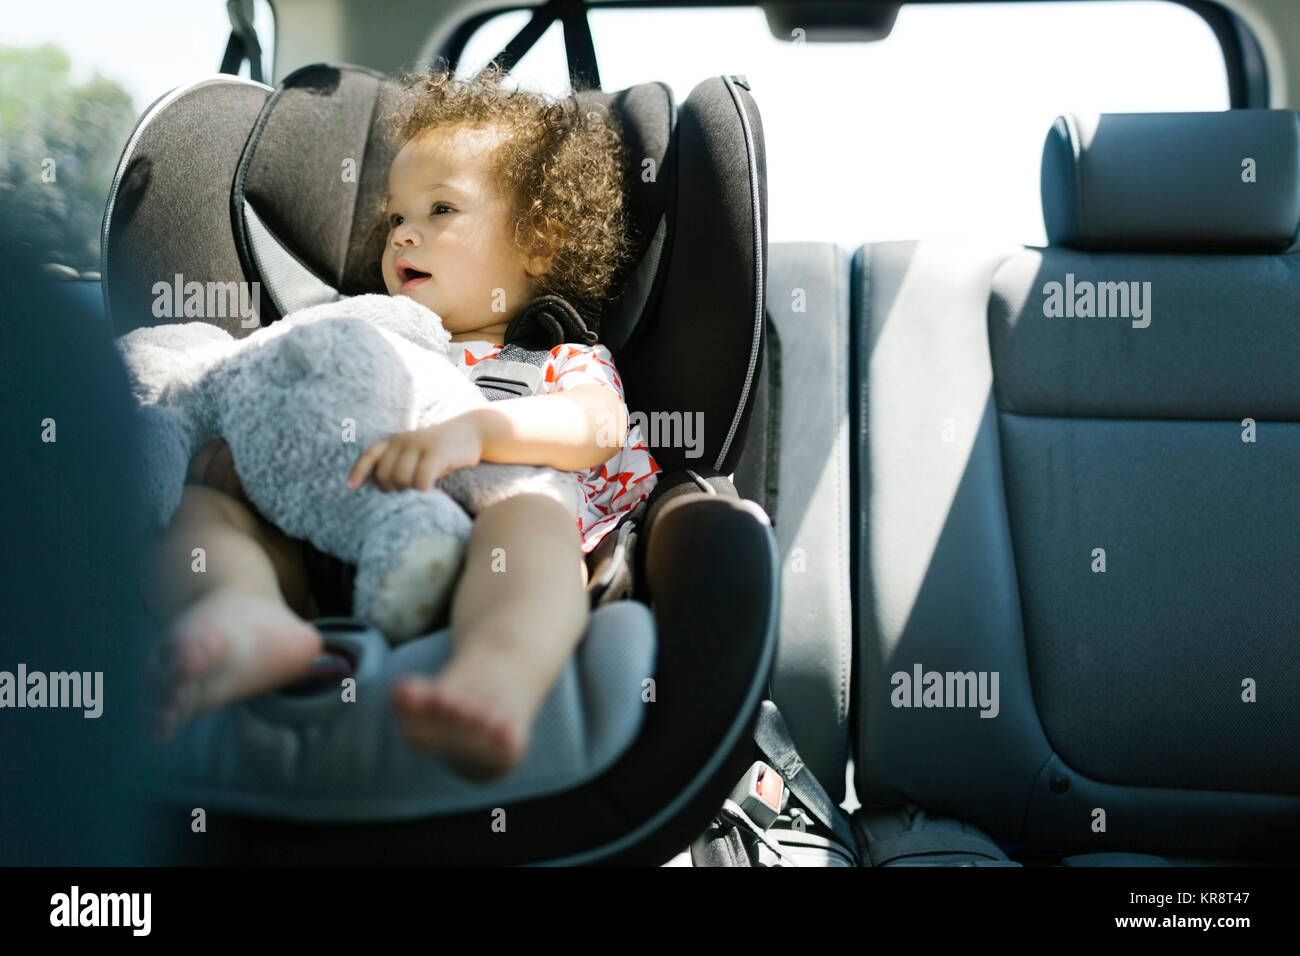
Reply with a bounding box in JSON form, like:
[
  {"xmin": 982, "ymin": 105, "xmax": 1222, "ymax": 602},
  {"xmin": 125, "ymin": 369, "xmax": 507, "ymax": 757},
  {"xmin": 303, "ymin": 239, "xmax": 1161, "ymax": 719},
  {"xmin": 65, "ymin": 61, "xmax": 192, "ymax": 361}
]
[
  {"xmin": 219, "ymin": 0, "xmax": 264, "ymax": 83},
  {"xmin": 693, "ymin": 701, "xmax": 862, "ymax": 866},
  {"xmin": 751, "ymin": 700, "xmax": 863, "ymax": 865}
]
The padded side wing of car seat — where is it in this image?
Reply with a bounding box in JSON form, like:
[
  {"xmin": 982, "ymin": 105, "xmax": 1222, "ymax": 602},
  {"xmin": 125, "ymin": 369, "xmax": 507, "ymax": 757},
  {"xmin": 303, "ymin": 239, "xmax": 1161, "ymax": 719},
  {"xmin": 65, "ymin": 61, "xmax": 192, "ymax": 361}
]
[{"xmin": 102, "ymin": 77, "xmax": 272, "ymax": 336}]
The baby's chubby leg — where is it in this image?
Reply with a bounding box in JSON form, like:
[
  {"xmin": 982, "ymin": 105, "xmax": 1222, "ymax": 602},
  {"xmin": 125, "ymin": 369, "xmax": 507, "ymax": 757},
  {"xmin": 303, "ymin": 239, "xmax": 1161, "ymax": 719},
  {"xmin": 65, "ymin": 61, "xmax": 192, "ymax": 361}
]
[
  {"xmin": 144, "ymin": 479, "xmax": 323, "ymax": 738},
  {"xmin": 391, "ymin": 492, "xmax": 589, "ymax": 780}
]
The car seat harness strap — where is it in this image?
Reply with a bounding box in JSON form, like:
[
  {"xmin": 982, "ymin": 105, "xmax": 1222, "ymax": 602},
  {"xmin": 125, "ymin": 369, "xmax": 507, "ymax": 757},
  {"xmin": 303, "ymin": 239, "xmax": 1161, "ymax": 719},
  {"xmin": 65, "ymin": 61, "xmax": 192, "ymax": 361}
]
[{"xmin": 471, "ymin": 294, "xmax": 598, "ymax": 402}]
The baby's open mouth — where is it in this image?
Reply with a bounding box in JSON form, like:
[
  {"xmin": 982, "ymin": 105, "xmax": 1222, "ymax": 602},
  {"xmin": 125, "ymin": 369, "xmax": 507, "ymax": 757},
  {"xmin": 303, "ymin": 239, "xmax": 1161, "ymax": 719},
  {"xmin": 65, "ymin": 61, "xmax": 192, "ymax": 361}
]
[{"xmin": 397, "ymin": 263, "xmax": 432, "ymax": 285}]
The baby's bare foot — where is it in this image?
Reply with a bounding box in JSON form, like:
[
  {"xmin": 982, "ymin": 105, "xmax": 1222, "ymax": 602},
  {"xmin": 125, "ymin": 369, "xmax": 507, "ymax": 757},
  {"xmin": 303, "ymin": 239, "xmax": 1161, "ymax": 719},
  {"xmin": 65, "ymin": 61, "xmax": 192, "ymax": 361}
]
[
  {"xmin": 392, "ymin": 645, "xmax": 545, "ymax": 781},
  {"xmin": 150, "ymin": 588, "xmax": 322, "ymax": 739}
]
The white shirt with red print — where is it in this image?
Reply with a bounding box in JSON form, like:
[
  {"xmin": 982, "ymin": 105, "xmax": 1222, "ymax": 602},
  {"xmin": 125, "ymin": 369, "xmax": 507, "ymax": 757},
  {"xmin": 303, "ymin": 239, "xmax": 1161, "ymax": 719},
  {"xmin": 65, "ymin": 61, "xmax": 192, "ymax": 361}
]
[{"xmin": 454, "ymin": 339, "xmax": 662, "ymax": 554}]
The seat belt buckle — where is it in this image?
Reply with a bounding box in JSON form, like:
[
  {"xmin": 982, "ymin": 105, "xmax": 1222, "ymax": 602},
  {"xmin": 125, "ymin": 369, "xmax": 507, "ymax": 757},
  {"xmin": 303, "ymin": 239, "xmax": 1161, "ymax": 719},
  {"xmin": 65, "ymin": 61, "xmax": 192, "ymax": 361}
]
[{"xmin": 729, "ymin": 761, "xmax": 786, "ymax": 830}]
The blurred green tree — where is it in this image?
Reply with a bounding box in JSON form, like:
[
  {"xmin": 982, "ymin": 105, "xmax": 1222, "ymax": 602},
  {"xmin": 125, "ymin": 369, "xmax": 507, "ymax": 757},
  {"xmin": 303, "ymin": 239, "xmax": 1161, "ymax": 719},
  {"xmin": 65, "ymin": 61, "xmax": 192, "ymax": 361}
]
[{"xmin": 0, "ymin": 44, "xmax": 138, "ymax": 272}]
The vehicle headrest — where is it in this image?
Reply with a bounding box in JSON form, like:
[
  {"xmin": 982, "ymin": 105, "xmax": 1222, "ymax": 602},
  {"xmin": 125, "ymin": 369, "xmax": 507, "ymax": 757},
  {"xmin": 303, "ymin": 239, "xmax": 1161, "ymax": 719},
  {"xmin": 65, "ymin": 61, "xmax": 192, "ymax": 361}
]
[{"xmin": 1041, "ymin": 110, "xmax": 1300, "ymax": 252}]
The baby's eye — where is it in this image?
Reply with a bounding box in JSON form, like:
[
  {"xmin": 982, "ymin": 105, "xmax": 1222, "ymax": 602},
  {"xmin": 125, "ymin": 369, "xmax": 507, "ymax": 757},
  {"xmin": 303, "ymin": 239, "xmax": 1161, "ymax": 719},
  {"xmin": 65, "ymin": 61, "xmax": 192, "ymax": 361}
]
[
  {"xmin": 389, "ymin": 213, "xmax": 404, "ymax": 228},
  {"xmin": 431, "ymin": 203, "xmax": 454, "ymax": 215}
]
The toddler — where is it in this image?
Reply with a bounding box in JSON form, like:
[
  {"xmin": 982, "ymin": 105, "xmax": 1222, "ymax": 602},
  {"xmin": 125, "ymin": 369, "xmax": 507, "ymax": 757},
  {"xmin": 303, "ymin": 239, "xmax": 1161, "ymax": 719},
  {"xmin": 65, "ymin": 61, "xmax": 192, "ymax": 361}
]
[{"xmin": 147, "ymin": 64, "xmax": 659, "ymax": 781}]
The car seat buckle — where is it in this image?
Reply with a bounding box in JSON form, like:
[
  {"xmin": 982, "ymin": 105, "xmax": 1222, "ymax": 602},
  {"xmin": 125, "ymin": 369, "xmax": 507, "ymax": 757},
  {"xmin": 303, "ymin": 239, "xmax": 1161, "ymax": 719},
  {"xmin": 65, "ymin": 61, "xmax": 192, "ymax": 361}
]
[
  {"xmin": 469, "ymin": 359, "xmax": 544, "ymax": 398},
  {"xmin": 729, "ymin": 760, "xmax": 785, "ymax": 830}
]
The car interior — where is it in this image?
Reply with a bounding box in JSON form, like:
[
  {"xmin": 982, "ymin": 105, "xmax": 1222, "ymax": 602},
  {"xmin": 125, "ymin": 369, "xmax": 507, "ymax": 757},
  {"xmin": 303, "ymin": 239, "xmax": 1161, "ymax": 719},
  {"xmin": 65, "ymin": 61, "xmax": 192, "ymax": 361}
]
[{"xmin": 3, "ymin": 0, "xmax": 1299, "ymax": 871}]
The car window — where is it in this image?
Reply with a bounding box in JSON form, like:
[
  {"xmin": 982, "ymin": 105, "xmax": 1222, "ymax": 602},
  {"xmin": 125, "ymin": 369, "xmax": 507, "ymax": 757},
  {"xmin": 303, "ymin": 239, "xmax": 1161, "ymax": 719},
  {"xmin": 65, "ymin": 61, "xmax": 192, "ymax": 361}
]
[
  {"xmin": 455, "ymin": 9, "xmax": 571, "ymax": 97},
  {"xmin": 463, "ymin": 1, "xmax": 1230, "ymax": 247},
  {"xmin": 0, "ymin": 0, "xmax": 275, "ymax": 273}
]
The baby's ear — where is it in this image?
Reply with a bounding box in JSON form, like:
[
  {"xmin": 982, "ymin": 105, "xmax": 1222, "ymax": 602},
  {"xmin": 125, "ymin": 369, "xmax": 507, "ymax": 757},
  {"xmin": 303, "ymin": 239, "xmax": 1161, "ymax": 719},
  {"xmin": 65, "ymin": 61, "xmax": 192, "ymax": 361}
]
[
  {"xmin": 525, "ymin": 252, "xmax": 554, "ymax": 277},
  {"xmin": 523, "ymin": 214, "xmax": 563, "ymax": 277}
]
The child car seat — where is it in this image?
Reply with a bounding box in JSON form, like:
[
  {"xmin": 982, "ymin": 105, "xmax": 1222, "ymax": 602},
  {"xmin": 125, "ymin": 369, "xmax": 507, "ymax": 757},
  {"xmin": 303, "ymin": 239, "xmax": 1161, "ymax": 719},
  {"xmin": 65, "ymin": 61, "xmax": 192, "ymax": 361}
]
[{"xmin": 102, "ymin": 63, "xmax": 776, "ymax": 865}]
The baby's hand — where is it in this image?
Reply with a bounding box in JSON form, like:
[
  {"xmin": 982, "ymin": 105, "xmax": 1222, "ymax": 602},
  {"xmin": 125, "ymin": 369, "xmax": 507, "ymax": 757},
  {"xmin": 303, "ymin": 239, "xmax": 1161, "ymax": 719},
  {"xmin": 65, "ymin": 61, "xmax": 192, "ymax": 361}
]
[{"xmin": 347, "ymin": 415, "xmax": 484, "ymax": 492}]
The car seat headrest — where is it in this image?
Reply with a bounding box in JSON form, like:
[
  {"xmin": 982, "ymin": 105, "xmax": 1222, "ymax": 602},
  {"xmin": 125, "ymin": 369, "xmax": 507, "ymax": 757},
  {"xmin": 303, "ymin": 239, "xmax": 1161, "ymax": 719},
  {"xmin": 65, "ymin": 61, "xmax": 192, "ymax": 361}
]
[
  {"xmin": 1041, "ymin": 110, "xmax": 1300, "ymax": 252},
  {"xmin": 235, "ymin": 65, "xmax": 394, "ymax": 316},
  {"xmin": 240, "ymin": 65, "xmax": 684, "ymax": 348}
]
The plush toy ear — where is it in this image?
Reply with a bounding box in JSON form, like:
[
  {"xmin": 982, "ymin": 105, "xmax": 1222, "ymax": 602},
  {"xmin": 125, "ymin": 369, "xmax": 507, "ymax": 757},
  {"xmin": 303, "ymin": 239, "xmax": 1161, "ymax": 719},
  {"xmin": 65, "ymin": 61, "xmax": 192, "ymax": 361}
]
[{"xmin": 280, "ymin": 325, "xmax": 326, "ymax": 377}]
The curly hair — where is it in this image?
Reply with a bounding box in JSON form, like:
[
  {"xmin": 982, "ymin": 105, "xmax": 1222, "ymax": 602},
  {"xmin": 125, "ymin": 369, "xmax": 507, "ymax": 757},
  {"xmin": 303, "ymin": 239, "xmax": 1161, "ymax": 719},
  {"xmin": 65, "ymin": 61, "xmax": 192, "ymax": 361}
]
[{"xmin": 375, "ymin": 61, "xmax": 633, "ymax": 330}]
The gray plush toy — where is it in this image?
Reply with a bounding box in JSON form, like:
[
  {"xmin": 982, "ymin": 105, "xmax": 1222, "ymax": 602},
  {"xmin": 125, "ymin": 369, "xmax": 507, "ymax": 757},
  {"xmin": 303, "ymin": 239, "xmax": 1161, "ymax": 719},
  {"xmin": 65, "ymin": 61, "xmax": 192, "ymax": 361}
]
[{"xmin": 115, "ymin": 294, "xmax": 579, "ymax": 642}]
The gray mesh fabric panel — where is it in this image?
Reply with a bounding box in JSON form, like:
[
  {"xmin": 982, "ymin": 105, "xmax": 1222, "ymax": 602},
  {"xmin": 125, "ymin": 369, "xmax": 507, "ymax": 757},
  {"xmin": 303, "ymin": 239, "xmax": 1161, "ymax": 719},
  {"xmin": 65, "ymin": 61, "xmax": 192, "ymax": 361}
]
[{"xmin": 102, "ymin": 79, "xmax": 270, "ymax": 337}]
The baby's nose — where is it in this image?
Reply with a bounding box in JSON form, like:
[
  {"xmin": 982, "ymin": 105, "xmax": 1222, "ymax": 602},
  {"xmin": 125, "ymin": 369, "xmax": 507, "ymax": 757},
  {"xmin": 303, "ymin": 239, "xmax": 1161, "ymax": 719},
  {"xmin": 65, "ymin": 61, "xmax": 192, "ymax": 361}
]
[{"xmin": 391, "ymin": 222, "xmax": 420, "ymax": 246}]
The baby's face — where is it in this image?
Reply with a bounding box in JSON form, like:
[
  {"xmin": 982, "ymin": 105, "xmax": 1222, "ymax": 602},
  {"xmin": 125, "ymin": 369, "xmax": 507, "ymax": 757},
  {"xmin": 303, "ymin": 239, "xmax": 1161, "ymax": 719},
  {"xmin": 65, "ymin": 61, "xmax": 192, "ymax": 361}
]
[{"xmin": 381, "ymin": 123, "xmax": 539, "ymax": 339}]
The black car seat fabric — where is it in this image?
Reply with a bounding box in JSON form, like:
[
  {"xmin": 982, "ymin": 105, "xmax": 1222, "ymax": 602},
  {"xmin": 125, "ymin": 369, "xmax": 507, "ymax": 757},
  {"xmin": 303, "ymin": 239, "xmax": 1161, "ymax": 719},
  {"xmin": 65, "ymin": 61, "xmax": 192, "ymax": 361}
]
[
  {"xmin": 102, "ymin": 64, "xmax": 776, "ymax": 864},
  {"xmin": 854, "ymin": 110, "xmax": 1300, "ymax": 861}
]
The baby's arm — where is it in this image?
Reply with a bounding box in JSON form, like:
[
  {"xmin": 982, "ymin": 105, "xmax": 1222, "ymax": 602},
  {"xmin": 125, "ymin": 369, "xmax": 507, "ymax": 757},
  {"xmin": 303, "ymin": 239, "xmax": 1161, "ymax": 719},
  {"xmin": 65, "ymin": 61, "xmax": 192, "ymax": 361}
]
[
  {"xmin": 471, "ymin": 384, "xmax": 627, "ymax": 471},
  {"xmin": 347, "ymin": 384, "xmax": 626, "ymax": 492}
]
